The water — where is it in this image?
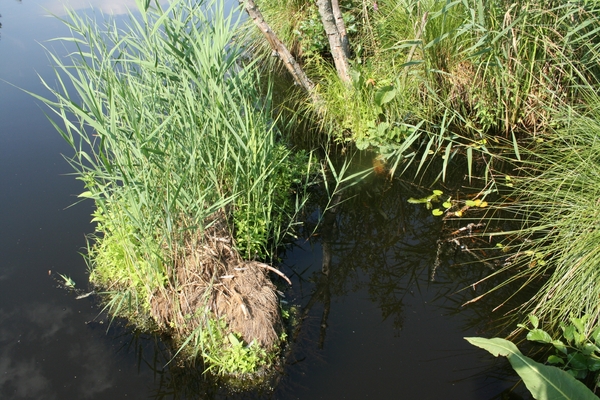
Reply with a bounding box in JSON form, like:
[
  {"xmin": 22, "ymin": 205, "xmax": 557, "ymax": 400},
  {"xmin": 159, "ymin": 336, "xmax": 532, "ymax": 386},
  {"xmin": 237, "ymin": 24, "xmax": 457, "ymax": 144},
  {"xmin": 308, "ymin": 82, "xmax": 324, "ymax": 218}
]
[{"xmin": 0, "ymin": 1, "xmax": 527, "ymax": 398}]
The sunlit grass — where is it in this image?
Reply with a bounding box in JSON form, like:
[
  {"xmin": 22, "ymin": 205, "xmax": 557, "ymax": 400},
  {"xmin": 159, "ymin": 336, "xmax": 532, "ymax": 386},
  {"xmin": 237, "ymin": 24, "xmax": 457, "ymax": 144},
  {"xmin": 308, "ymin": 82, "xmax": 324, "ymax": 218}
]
[
  {"xmin": 243, "ymin": 0, "xmax": 600, "ymax": 184},
  {"xmin": 33, "ymin": 0, "xmax": 311, "ymax": 374},
  {"xmin": 467, "ymin": 89, "xmax": 600, "ymax": 336}
]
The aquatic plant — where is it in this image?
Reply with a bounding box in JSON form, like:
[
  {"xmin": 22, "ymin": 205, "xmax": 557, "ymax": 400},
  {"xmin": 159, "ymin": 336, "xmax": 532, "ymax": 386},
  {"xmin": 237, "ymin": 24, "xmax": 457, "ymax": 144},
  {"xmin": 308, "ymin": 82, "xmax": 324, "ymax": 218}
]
[
  {"xmin": 520, "ymin": 314, "xmax": 600, "ymax": 387},
  {"xmin": 243, "ymin": 0, "xmax": 600, "ymax": 183},
  {"xmin": 456, "ymin": 86, "xmax": 600, "ymax": 343},
  {"xmin": 32, "ymin": 0, "xmax": 311, "ymax": 376}
]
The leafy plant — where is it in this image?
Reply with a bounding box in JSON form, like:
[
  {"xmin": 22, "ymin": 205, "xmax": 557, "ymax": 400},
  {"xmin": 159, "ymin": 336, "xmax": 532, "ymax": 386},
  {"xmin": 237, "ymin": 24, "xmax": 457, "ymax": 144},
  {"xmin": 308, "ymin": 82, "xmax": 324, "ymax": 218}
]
[
  {"xmin": 466, "ymin": 336, "xmax": 599, "ymax": 400},
  {"xmin": 520, "ymin": 315, "xmax": 600, "ymax": 385},
  {"xmin": 246, "ymin": 0, "xmax": 600, "ymax": 189},
  {"xmin": 466, "ymin": 93, "xmax": 600, "ymax": 336}
]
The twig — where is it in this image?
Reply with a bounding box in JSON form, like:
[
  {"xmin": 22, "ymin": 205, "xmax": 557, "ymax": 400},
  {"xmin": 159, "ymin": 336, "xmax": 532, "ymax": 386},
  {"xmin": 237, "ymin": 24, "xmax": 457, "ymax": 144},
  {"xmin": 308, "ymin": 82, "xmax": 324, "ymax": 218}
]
[{"xmin": 253, "ymin": 262, "xmax": 292, "ymax": 286}]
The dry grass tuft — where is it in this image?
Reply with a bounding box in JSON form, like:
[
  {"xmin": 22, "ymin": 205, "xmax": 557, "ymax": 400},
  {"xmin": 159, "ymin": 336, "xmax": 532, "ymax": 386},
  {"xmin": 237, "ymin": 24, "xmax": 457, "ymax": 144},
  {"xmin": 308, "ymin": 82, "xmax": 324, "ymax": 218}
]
[{"xmin": 150, "ymin": 211, "xmax": 281, "ymax": 351}]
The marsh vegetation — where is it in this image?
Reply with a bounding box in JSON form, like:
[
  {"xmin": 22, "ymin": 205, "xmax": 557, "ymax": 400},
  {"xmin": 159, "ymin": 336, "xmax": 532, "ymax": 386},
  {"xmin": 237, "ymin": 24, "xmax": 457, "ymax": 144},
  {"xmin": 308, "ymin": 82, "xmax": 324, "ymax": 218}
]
[
  {"xmin": 241, "ymin": 0, "xmax": 600, "ymax": 394},
  {"xmin": 35, "ymin": 0, "xmax": 600, "ymax": 395},
  {"xmin": 35, "ymin": 0, "xmax": 317, "ymax": 379}
]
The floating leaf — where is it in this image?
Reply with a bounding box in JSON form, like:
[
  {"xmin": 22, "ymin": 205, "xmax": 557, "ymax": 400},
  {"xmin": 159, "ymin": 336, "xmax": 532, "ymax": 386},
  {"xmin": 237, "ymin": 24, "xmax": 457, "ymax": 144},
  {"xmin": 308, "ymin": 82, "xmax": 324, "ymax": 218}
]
[
  {"xmin": 442, "ymin": 201, "xmax": 452, "ymax": 209},
  {"xmin": 455, "ymin": 210, "xmax": 463, "ymax": 217},
  {"xmin": 432, "ymin": 209, "xmax": 444, "ymax": 216},
  {"xmin": 465, "ymin": 200, "xmax": 476, "ymax": 207},
  {"xmin": 478, "ymin": 201, "xmax": 488, "ymax": 207},
  {"xmin": 432, "ymin": 190, "xmax": 443, "ymax": 196}
]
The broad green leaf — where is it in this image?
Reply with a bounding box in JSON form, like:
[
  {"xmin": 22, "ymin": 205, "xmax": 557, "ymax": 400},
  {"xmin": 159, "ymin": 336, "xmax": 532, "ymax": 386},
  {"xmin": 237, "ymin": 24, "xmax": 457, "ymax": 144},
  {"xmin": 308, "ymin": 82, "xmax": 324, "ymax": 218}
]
[
  {"xmin": 563, "ymin": 325, "xmax": 575, "ymax": 342},
  {"xmin": 465, "ymin": 200, "xmax": 476, "ymax": 207},
  {"xmin": 591, "ymin": 327, "xmax": 600, "ymax": 346},
  {"xmin": 228, "ymin": 333, "xmax": 240, "ymax": 346},
  {"xmin": 432, "ymin": 190, "xmax": 443, "ymax": 196},
  {"xmin": 527, "ymin": 329, "xmax": 553, "ymax": 344},
  {"xmin": 548, "ymin": 355, "xmax": 565, "ymax": 365},
  {"xmin": 572, "ymin": 318, "xmax": 586, "ymax": 336},
  {"xmin": 552, "ymin": 340, "xmax": 568, "ymax": 355},
  {"xmin": 466, "ymin": 337, "xmax": 599, "ymax": 400},
  {"xmin": 355, "ymin": 137, "xmax": 370, "ymax": 150},
  {"xmin": 374, "ymin": 86, "xmax": 397, "ymax": 107},
  {"xmin": 587, "ymin": 357, "xmax": 600, "ymax": 372},
  {"xmin": 574, "ymin": 332, "xmax": 587, "ymax": 347},
  {"xmin": 442, "ymin": 201, "xmax": 452, "ymax": 208},
  {"xmin": 432, "ymin": 209, "xmax": 444, "ymax": 216},
  {"xmin": 568, "ymin": 353, "xmax": 589, "ymax": 370},
  {"xmin": 581, "ymin": 343, "xmax": 599, "ymax": 357}
]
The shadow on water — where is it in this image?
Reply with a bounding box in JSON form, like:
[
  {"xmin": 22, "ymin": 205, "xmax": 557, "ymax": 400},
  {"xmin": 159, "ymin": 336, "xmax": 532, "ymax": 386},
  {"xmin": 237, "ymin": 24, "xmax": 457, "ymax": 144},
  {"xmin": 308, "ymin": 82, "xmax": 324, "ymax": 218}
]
[{"xmin": 267, "ymin": 161, "xmax": 535, "ymax": 400}]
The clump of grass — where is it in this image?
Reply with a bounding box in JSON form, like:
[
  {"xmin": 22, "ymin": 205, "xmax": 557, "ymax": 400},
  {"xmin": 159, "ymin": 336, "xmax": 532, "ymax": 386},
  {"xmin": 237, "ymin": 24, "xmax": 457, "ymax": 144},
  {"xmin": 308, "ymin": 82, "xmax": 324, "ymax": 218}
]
[
  {"xmin": 465, "ymin": 89, "xmax": 600, "ymax": 336},
  {"xmin": 34, "ymin": 0, "xmax": 311, "ymax": 376},
  {"xmin": 244, "ymin": 0, "xmax": 600, "ymax": 183}
]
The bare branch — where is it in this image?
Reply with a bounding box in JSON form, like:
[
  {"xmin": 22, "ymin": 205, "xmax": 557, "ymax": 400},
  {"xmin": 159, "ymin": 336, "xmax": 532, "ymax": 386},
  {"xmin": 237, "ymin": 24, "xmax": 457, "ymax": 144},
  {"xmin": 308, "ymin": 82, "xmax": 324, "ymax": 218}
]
[{"xmin": 239, "ymin": 0, "xmax": 317, "ymax": 96}]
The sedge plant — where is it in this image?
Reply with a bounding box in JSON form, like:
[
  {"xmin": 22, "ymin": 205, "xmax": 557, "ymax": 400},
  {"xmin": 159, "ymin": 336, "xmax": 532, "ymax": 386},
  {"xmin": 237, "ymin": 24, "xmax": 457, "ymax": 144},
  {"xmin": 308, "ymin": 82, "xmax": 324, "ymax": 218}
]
[{"xmin": 460, "ymin": 87, "xmax": 600, "ymax": 341}]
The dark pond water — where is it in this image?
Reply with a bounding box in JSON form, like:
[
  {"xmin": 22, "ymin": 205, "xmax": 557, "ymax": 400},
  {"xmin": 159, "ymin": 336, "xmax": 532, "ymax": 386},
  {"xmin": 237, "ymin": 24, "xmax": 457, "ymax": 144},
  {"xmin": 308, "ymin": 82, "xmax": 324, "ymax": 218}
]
[{"xmin": 0, "ymin": 1, "xmax": 528, "ymax": 398}]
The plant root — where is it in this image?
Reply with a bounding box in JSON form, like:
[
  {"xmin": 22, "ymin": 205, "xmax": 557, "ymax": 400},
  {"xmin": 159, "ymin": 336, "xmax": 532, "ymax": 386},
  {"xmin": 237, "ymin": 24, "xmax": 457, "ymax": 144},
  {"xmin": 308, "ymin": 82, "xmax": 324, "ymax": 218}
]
[{"xmin": 150, "ymin": 210, "xmax": 282, "ymax": 352}]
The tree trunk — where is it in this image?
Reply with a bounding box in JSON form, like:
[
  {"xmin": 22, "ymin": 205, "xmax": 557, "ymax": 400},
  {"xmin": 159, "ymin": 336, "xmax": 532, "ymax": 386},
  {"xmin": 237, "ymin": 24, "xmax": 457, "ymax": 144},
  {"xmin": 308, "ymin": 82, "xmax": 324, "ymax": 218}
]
[
  {"xmin": 330, "ymin": 0, "xmax": 349, "ymax": 59},
  {"xmin": 238, "ymin": 0, "xmax": 316, "ymax": 95},
  {"xmin": 315, "ymin": 0, "xmax": 351, "ymax": 83}
]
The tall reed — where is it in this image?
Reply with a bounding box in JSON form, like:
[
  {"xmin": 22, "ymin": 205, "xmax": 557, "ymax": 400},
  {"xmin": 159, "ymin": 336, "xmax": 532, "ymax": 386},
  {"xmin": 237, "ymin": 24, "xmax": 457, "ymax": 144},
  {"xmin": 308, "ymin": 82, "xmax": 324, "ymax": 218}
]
[{"xmin": 34, "ymin": 0, "xmax": 309, "ymax": 374}]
